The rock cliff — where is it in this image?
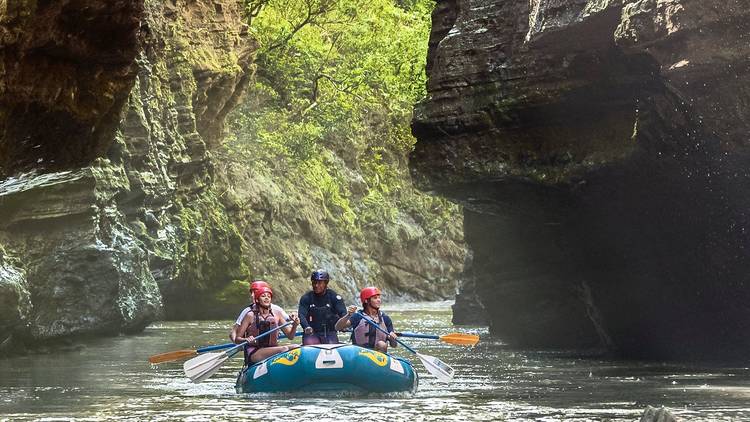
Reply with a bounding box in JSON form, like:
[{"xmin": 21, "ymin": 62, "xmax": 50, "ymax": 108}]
[
  {"xmin": 0, "ymin": 0, "xmax": 465, "ymax": 353},
  {"xmin": 0, "ymin": 0, "xmax": 253, "ymax": 350},
  {"xmin": 412, "ymin": 0, "xmax": 750, "ymax": 359}
]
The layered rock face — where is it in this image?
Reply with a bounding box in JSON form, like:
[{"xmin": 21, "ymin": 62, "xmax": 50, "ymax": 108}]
[
  {"xmin": 0, "ymin": 0, "xmax": 144, "ymax": 176},
  {"xmin": 0, "ymin": 0, "xmax": 466, "ymax": 353},
  {"xmin": 0, "ymin": 0, "xmax": 253, "ymax": 349},
  {"xmin": 412, "ymin": 0, "xmax": 750, "ymax": 359},
  {"xmin": 217, "ymin": 161, "xmax": 466, "ymax": 307}
]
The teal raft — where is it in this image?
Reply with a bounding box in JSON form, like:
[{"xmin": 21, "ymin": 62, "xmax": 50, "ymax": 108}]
[{"xmin": 235, "ymin": 344, "xmax": 418, "ymax": 394}]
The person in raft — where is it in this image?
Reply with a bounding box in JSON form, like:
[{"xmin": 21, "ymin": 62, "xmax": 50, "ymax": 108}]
[
  {"xmin": 335, "ymin": 287, "xmax": 397, "ymax": 353},
  {"xmin": 298, "ymin": 269, "xmax": 348, "ymax": 345},
  {"xmin": 235, "ymin": 286, "xmax": 300, "ymax": 363},
  {"xmin": 229, "ymin": 280, "xmax": 288, "ymax": 343}
]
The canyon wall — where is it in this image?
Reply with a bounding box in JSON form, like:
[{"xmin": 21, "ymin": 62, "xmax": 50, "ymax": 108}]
[
  {"xmin": 0, "ymin": 0, "xmax": 465, "ymax": 354},
  {"xmin": 0, "ymin": 0, "xmax": 253, "ymax": 350},
  {"xmin": 412, "ymin": 0, "xmax": 750, "ymax": 360}
]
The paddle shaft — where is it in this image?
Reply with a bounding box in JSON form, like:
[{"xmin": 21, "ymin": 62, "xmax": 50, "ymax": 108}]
[
  {"xmin": 181, "ymin": 328, "xmax": 350, "ymax": 363},
  {"xmin": 220, "ymin": 321, "xmax": 294, "ymax": 359},
  {"xmin": 396, "ymin": 332, "xmax": 439, "ymax": 340},
  {"xmin": 197, "ymin": 321, "xmax": 295, "ymax": 365},
  {"xmin": 197, "ymin": 342, "xmax": 235, "ymax": 353},
  {"xmin": 358, "ymin": 313, "xmax": 417, "ymax": 354},
  {"xmin": 189, "ymin": 330, "xmax": 305, "ymax": 356},
  {"xmin": 237, "ymin": 320, "xmax": 294, "ymax": 348}
]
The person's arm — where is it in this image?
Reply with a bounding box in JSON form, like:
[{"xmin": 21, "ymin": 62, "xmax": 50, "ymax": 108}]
[
  {"xmin": 299, "ymin": 294, "xmax": 314, "ymax": 334},
  {"xmin": 298, "ymin": 294, "xmax": 310, "ymax": 329},
  {"xmin": 281, "ymin": 311, "xmax": 300, "ymax": 339},
  {"xmin": 333, "ymin": 292, "xmax": 347, "ymax": 318},
  {"xmin": 235, "ymin": 312, "xmax": 255, "ymax": 344},
  {"xmin": 273, "ymin": 304, "xmax": 289, "ymax": 321},
  {"xmin": 384, "ymin": 314, "xmax": 397, "ymax": 347},
  {"xmin": 335, "ymin": 305, "xmax": 358, "ymax": 331},
  {"xmin": 230, "ymin": 307, "xmax": 250, "ymax": 342}
]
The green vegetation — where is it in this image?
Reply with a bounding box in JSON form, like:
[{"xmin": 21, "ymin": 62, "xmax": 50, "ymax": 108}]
[
  {"xmin": 175, "ymin": 193, "xmax": 248, "ymax": 291},
  {"xmin": 222, "ymin": 0, "xmax": 459, "ymax": 243}
]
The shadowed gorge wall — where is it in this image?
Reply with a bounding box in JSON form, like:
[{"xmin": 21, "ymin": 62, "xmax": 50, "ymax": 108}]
[
  {"xmin": 0, "ymin": 0, "xmax": 143, "ymax": 176},
  {"xmin": 411, "ymin": 0, "xmax": 750, "ymax": 360}
]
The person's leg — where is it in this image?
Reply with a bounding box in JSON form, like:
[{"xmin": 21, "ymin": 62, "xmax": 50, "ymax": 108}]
[
  {"xmin": 250, "ymin": 345, "xmax": 290, "ymax": 362},
  {"xmin": 374, "ymin": 340, "xmax": 388, "ymax": 353},
  {"xmin": 303, "ymin": 334, "xmax": 321, "ymax": 345},
  {"xmin": 245, "ymin": 347, "xmax": 260, "ymax": 364},
  {"xmin": 324, "ymin": 332, "xmax": 340, "ymax": 344}
]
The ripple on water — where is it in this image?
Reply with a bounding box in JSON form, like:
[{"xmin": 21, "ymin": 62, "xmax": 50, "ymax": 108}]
[{"xmin": 2, "ymin": 302, "xmax": 750, "ymax": 421}]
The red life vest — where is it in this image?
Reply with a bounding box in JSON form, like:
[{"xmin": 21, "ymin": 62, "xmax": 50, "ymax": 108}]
[
  {"xmin": 353, "ymin": 312, "xmax": 388, "ymax": 348},
  {"xmin": 244, "ymin": 308, "xmax": 279, "ymax": 347}
]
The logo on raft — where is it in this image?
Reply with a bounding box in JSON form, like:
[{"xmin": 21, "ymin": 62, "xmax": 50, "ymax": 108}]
[
  {"xmin": 270, "ymin": 348, "xmax": 301, "ymax": 366},
  {"xmin": 358, "ymin": 348, "xmax": 388, "ymax": 366}
]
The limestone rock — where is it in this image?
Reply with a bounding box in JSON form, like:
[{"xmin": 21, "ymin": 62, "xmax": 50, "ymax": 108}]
[
  {"xmin": 216, "ymin": 162, "xmax": 466, "ymax": 308},
  {"xmin": 0, "ymin": 0, "xmax": 254, "ymax": 346},
  {"xmin": 412, "ymin": 0, "xmax": 750, "ymax": 359},
  {"xmin": 0, "ymin": 0, "xmax": 465, "ymax": 350},
  {"xmin": 0, "ymin": 245, "xmax": 30, "ymax": 350},
  {"xmin": 640, "ymin": 406, "xmax": 679, "ymax": 422}
]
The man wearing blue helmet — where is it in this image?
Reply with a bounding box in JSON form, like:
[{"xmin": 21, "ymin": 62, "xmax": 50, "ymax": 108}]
[{"xmin": 298, "ymin": 269, "xmax": 347, "ymax": 345}]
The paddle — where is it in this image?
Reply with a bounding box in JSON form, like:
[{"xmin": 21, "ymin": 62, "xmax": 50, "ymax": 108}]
[
  {"xmin": 183, "ymin": 321, "xmax": 293, "ymax": 383},
  {"xmin": 396, "ymin": 332, "xmax": 480, "ymax": 346},
  {"xmin": 149, "ymin": 342, "xmax": 236, "ymax": 364},
  {"xmin": 149, "ymin": 330, "xmax": 311, "ymax": 365},
  {"xmin": 358, "ymin": 313, "xmax": 454, "ymax": 383}
]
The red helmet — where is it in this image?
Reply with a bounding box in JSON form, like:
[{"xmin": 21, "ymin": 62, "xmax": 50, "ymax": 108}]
[
  {"xmin": 250, "ymin": 280, "xmax": 270, "ymax": 294},
  {"xmin": 360, "ymin": 287, "xmax": 381, "ymax": 305},
  {"xmin": 253, "ymin": 286, "xmax": 273, "ymax": 303}
]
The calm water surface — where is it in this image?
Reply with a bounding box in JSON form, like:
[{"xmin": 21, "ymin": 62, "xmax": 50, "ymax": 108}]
[{"xmin": 1, "ymin": 302, "xmax": 749, "ymax": 421}]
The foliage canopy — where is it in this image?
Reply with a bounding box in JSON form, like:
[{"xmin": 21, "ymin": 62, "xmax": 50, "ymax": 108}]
[{"xmin": 225, "ymin": 0, "xmax": 458, "ymax": 240}]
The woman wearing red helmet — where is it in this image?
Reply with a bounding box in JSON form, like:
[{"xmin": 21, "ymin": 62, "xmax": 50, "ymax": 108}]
[
  {"xmin": 230, "ymin": 280, "xmax": 289, "ymax": 343},
  {"xmin": 335, "ymin": 287, "xmax": 397, "ymax": 353},
  {"xmin": 235, "ymin": 286, "xmax": 300, "ymax": 363}
]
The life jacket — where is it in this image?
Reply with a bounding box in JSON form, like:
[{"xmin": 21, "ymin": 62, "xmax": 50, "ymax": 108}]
[
  {"xmin": 306, "ymin": 291, "xmax": 339, "ymax": 334},
  {"xmin": 352, "ymin": 311, "xmax": 388, "ymax": 349},
  {"xmin": 245, "ymin": 307, "xmax": 279, "ymax": 348}
]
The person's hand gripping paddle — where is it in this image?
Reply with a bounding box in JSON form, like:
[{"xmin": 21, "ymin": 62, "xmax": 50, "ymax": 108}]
[{"xmin": 359, "ymin": 312, "xmax": 454, "ymax": 383}]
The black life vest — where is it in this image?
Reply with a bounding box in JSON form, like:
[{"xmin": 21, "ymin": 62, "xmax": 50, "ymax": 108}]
[{"xmin": 306, "ymin": 291, "xmax": 340, "ymax": 333}]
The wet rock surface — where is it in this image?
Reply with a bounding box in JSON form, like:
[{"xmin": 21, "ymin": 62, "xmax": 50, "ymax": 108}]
[
  {"xmin": 0, "ymin": 0, "xmax": 254, "ymax": 349},
  {"xmin": 0, "ymin": 245, "xmax": 29, "ymax": 351},
  {"xmin": 412, "ymin": 0, "xmax": 750, "ymax": 359},
  {"xmin": 0, "ymin": 0, "xmax": 144, "ymax": 176},
  {"xmin": 640, "ymin": 406, "xmax": 679, "ymax": 422}
]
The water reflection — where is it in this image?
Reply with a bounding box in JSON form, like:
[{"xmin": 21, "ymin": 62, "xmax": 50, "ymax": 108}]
[{"xmin": 1, "ymin": 302, "xmax": 749, "ymax": 421}]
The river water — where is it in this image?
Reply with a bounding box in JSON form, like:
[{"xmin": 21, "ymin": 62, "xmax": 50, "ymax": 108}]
[{"xmin": 1, "ymin": 301, "xmax": 749, "ymax": 421}]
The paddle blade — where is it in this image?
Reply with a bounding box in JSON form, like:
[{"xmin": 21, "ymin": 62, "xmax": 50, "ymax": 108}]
[
  {"xmin": 183, "ymin": 344, "xmax": 244, "ymax": 383},
  {"xmin": 417, "ymin": 352, "xmax": 454, "ymax": 383},
  {"xmin": 189, "ymin": 355, "xmax": 230, "ymax": 383},
  {"xmin": 184, "ymin": 351, "xmax": 227, "ymax": 381},
  {"xmin": 439, "ymin": 333, "xmax": 480, "ymax": 346},
  {"xmin": 149, "ymin": 349, "xmax": 197, "ymax": 364}
]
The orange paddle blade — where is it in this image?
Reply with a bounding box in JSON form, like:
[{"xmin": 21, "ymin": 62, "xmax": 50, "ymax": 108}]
[
  {"xmin": 439, "ymin": 333, "xmax": 480, "ymax": 346},
  {"xmin": 148, "ymin": 349, "xmax": 197, "ymax": 364}
]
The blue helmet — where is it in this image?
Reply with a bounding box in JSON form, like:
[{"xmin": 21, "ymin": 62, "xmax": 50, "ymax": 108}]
[{"xmin": 311, "ymin": 269, "xmax": 330, "ymax": 282}]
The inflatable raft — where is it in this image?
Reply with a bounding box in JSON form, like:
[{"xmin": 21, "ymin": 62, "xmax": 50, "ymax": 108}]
[{"xmin": 235, "ymin": 344, "xmax": 418, "ymax": 394}]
